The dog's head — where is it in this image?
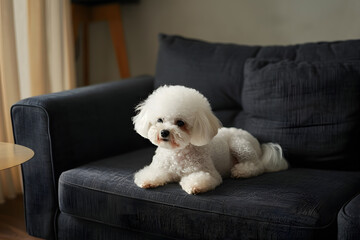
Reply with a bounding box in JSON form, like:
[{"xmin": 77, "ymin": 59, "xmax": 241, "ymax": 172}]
[{"xmin": 132, "ymin": 85, "xmax": 222, "ymax": 150}]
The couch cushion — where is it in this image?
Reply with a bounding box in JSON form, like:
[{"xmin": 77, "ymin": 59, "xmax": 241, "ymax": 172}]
[
  {"xmin": 338, "ymin": 193, "xmax": 360, "ymax": 240},
  {"xmin": 155, "ymin": 34, "xmax": 360, "ymax": 128},
  {"xmin": 256, "ymin": 39, "xmax": 360, "ymax": 61},
  {"xmin": 59, "ymin": 147, "xmax": 360, "ymax": 240},
  {"xmin": 241, "ymin": 59, "xmax": 360, "ymax": 169},
  {"xmin": 155, "ymin": 34, "xmax": 259, "ymax": 125}
]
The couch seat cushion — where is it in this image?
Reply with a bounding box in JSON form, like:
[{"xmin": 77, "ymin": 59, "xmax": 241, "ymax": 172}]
[{"xmin": 59, "ymin": 147, "xmax": 360, "ymax": 239}]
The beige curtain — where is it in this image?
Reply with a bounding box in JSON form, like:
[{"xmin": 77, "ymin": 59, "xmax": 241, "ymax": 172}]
[{"xmin": 0, "ymin": 0, "xmax": 75, "ymax": 203}]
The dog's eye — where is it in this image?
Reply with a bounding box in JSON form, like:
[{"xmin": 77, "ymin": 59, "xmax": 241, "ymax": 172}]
[
  {"xmin": 157, "ymin": 118, "xmax": 163, "ymax": 123},
  {"xmin": 176, "ymin": 120, "xmax": 185, "ymax": 127}
]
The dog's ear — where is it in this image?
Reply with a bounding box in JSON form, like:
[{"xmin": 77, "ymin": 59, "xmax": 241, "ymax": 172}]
[
  {"xmin": 132, "ymin": 101, "xmax": 151, "ymax": 139},
  {"xmin": 190, "ymin": 109, "xmax": 222, "ymax": 146}
]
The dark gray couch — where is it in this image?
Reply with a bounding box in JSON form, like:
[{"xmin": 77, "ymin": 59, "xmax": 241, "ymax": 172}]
[{"xmin": 11, "ymin": 34, "xmax": 360, "ymax": 240}]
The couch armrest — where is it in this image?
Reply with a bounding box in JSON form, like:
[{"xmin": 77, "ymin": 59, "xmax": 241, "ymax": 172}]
[
  {"xmin": 11, "ymin": 75, "xmax": 154, "ymax": 239},
  {"xmin": 338, "ymin": 193, "xmax": 360, "ymax": 240}
]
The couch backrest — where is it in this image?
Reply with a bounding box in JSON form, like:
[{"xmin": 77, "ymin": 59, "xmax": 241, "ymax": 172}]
[{"xmin": 155, "ymin": 34, "xmax": 360, "ymax": 170}]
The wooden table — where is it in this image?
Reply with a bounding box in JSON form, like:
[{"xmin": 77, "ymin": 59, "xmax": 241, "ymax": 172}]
[{"xmin": 0, "ymin": 142, "xmax": 34, "ymax": 171}]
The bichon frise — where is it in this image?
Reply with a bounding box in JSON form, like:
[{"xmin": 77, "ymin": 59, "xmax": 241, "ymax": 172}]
[{"xmin": 132, "ymin": 85, "xmax": 288, "ymax": 194}]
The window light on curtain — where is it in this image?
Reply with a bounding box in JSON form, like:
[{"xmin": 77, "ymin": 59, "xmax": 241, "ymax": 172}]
[{"xmin": 0, "ymin": 0, "xmax": 76, "ymax": 203}]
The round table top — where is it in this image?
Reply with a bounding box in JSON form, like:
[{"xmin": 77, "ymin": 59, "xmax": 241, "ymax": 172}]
[{"xmin": 0, "ymin": 142, "xmax": 34, "ymax": 170}]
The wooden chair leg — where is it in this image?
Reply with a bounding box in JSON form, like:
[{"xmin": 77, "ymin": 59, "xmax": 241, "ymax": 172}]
[
  {"xmin": 72, "ymin": 4, "xmax": 90, "ymax": 86},
  {"xmin": 72, "ymin": 3, "xmax": 131, "ymax": 85},
  {"xmin": 92, "ymin": 4, "xmax": 131, "ymax": 79}
]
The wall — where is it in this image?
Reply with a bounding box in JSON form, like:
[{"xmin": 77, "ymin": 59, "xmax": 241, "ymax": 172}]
[{"xmin": 88, "ymin": 0, "xmax": 360, "ymax": 84}]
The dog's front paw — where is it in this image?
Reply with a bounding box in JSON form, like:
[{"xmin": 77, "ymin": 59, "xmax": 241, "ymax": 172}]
[
  {"xmin": 136, "ymin": 181, "xmax": 159, "ymax": 189},
  {"xmin": 134, "ymin": 175, "xmax": 162, "ymax": 189},
  {"xmin": 187, "ymin": 186, "xmax": 203, "ymax": 195},
  {"xmin": 134, "ymin": 176, "xmax": 163, "ymax": 189},
  {"xmin": 180, "ymin": 171, "xmax": 222, "ymax": 195},
  {"xmin": 181, "ymin": 182, "xmax": 213, "ymax": 195},
  {"xmin": 134, "ymin": 166, "xmax": 171, "ymax": 189}
]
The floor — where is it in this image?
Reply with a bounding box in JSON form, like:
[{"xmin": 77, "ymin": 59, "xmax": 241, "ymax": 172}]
[{"xmin": 0, "ymin": 195, "xmax": 42, "ymax": 240}]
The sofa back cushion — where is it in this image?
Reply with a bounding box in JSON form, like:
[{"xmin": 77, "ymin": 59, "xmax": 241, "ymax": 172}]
[
  {"xmin": 155, "ymin": 34, "xmax": 360, "ymax": 169},
  {"xmin": 242, "ymin": 59, "xmax": 360, "ymax": 169},
  {"xmin": 155, "ymin": 34, "xmax": 260, "ymax": 125}
]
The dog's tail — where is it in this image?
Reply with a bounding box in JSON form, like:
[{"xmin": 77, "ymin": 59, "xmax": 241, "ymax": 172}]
[{"xmin": 261, "ymin": 143, "xmax": 288, "ymax": 172}]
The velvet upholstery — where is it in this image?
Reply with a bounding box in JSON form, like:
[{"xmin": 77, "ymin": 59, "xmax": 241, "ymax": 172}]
[{"xmin": 11, "ymin": 35, "xmax": 360, "ymax": 240}]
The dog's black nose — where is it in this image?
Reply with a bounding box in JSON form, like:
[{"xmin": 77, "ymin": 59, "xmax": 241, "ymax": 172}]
[{"xmin": 161, "ymin": 130, "xmax": 170, "ymax": 138}]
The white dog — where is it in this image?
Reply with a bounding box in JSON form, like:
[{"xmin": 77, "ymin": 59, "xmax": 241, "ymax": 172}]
[{"xmin": 132, "ymin": 85, "xmax": 288, "ymax": 194}]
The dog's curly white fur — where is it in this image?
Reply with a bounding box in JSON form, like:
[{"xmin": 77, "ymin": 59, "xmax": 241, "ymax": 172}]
[{"xmin": 132, "ymin": 85, "xmax": 288, "ymax": 194}]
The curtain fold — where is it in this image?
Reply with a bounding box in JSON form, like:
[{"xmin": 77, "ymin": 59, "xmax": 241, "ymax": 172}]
[{"xmin": 0, "ymin": 0, "xmax": 75, "ymax": 204}]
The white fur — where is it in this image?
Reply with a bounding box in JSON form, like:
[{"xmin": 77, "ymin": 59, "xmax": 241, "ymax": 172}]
[{"xmin": 132, "ymin": 85, "xmax": 288, "ymax": 194}]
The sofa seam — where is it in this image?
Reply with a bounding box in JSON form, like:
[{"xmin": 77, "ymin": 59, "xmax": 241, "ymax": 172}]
[{"xmin": 59, "ymin": 212, "xmax": 179, "ymax": 240}]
